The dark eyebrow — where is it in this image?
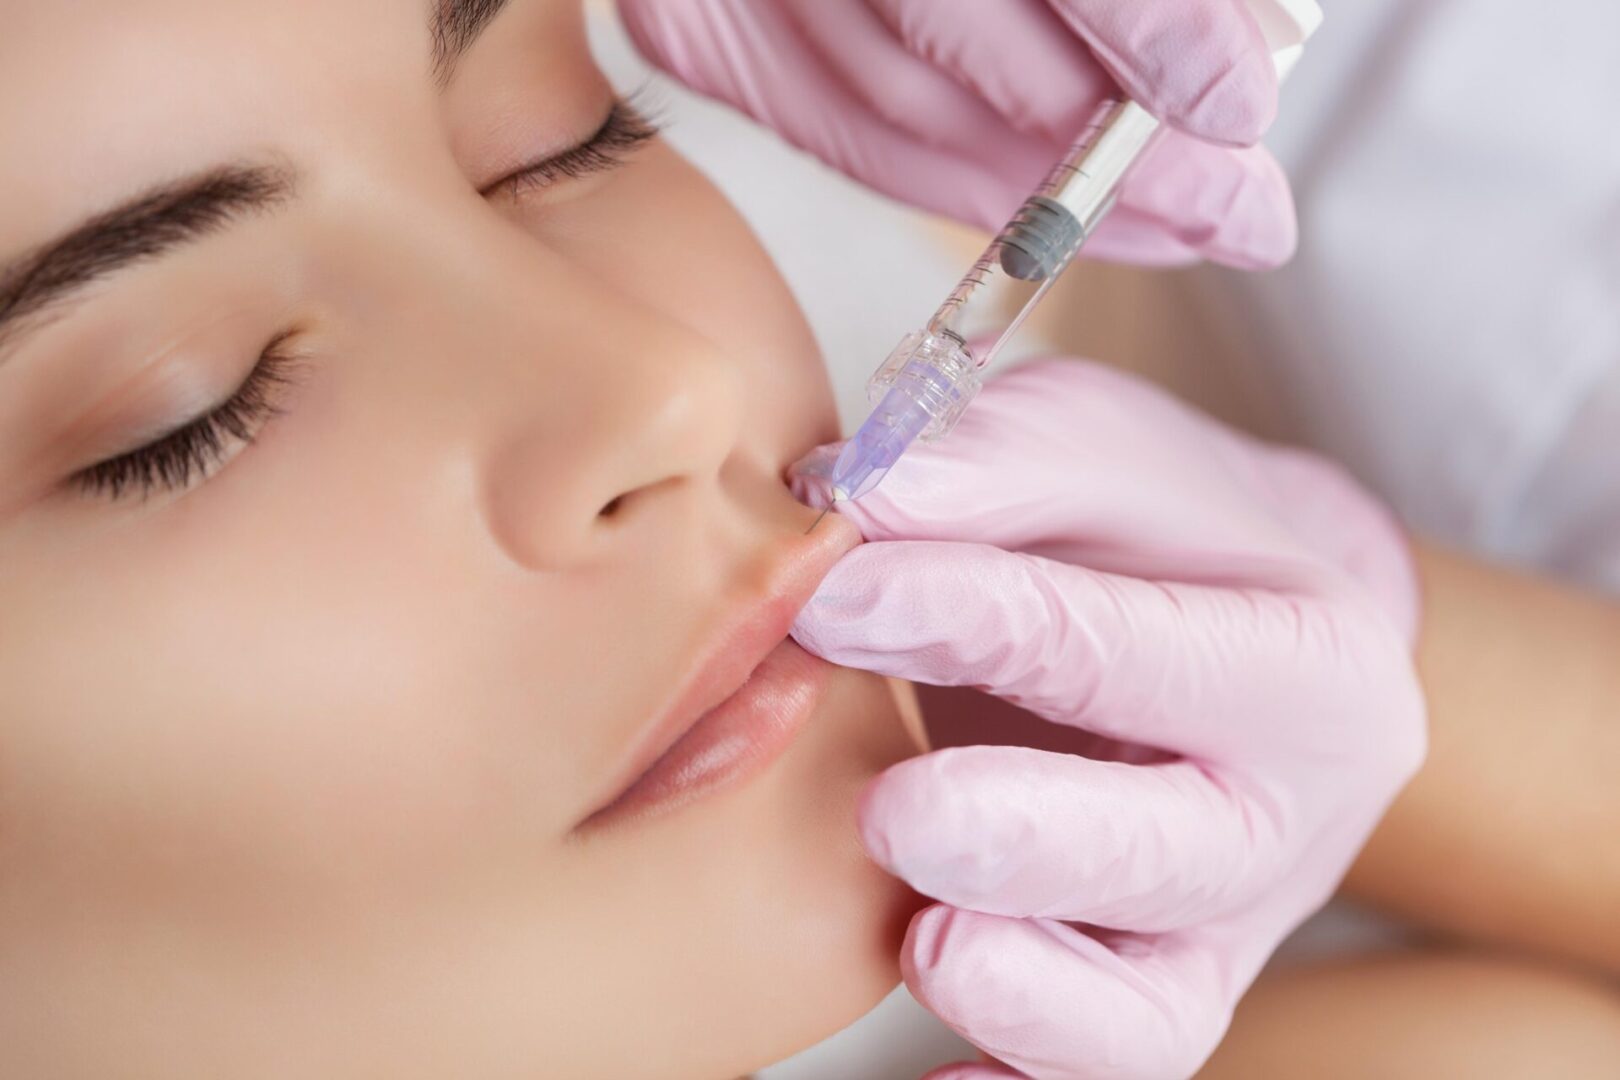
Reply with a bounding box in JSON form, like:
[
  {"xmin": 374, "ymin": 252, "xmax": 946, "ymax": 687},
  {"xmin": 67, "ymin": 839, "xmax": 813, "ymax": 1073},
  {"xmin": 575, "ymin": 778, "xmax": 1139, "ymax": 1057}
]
[
  {"xmin": 431, "ymin": 0, "xmax": 515, "ymax": 83},
  {"xmin": 0, "ymin": 164, "xmax": 294, "ymax": 358}
]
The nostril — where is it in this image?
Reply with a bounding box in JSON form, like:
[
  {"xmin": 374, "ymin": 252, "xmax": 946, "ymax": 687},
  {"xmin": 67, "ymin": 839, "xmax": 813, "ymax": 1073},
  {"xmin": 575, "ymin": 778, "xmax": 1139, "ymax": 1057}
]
[{"xmin": 598, "ymin": 495, "xmax": 624, "ymax": 520}]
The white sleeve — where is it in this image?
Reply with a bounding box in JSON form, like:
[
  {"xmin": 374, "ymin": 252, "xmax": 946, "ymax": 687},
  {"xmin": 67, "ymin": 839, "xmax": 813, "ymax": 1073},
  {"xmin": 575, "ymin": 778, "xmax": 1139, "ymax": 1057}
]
[
  {"xmin": 1503, "ymin": 368, "xmax": 1620, "ymax": 593},
  {"xmin": 1174, "ymin": 0, "xmax": 1620, "ymax": 586}
]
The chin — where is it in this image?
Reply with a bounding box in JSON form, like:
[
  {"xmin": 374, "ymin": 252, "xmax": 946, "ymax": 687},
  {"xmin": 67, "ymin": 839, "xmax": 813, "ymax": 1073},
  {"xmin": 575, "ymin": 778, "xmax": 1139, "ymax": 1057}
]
[
  {"xmin": 589, "ymin": 665, "xmax": 926, "ymax": 1080},
  {"xmin": 737, "ymin": 668, "xmax": 928, "ymax": 1071}
]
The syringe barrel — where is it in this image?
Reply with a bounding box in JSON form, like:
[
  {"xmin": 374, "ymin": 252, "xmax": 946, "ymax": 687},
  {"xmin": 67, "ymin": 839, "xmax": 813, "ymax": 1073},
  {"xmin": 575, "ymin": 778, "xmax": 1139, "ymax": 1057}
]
[{"xmin": 925, "ymin": 100, "xmax": 1163, "ymax": 362}]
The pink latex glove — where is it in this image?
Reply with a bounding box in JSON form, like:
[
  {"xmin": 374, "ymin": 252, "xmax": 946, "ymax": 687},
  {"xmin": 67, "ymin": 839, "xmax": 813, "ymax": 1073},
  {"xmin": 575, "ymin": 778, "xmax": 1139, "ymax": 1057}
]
[
  {"xmin": 790, "ymin": 360, "xmax": 1426, "ymax": 1080},
  {"xmin": 618, "ymin": 0, "xmax": 1297, "ymax": 268}
]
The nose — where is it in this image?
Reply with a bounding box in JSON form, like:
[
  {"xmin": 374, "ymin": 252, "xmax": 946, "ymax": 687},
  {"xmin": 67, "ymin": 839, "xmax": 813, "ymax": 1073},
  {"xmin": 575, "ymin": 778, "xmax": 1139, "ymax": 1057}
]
[{"xmin": 477, "ymin": 298, "xmax": 745, "ymax": 571}]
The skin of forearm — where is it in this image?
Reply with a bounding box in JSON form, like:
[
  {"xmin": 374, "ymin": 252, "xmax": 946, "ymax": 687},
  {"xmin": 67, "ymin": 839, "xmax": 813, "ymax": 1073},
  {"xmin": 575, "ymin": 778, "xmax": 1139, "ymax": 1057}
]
[
  {"xmin": 1200, "ymin": 950, "xmax": 1620, "ymax": 1078},
  {"xmin": 1345, "ymin": 542, "xmax": 1620, "ymax": 972}
]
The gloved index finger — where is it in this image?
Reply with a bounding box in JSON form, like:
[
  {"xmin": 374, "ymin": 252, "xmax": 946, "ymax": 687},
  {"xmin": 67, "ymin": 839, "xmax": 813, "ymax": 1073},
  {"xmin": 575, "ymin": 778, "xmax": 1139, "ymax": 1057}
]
[
  {"xmin": 619, "ymin": 0, "xmax": 1026, "ymax": 229},
  {"xmin": 778, "ymin": 0, "xmax": 1058, "ymax": 179},
  {"xmin": 791, "ymin": 360, "xmax": 1309, "ymax": 582},
  {"xmin": 792, "ymin": 539, "xmax": 1384, "ymax": 761},
  {"xmin": 865, "ymin": 0, "xmax": 1116, "ymax": 145}
]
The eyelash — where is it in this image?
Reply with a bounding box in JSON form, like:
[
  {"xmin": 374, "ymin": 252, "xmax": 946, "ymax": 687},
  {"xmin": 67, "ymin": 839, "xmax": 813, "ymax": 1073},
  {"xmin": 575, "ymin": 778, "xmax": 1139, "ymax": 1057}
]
[
  {"xmin": 492, "ymin": 99, "xmax": 661, "ymax": 198},
  {"xmin": 73, "ymin": 332, "xmax": 299, "ymax": 501}
]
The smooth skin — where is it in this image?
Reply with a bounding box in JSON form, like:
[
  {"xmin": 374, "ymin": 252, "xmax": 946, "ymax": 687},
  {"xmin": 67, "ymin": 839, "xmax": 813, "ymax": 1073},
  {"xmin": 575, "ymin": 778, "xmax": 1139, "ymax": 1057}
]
[
  {"xmin": 1200, "ymin": 950, "xmax": 1620, "ymax": 1079},
  {"xmin": 1354, "ymin": 545, "xmax": 1620, "ymax": 971},
  {"xmin": 0, "ymin": 2, "xmax": 925, "ymax": 1077}
]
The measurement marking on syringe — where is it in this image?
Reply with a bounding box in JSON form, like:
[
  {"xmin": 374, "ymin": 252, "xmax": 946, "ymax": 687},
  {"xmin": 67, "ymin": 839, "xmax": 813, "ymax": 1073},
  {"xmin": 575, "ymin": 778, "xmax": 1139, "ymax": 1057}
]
[{"xmin": 1052, "ymin": 165, "xmax": 1092, "ymax": 182}]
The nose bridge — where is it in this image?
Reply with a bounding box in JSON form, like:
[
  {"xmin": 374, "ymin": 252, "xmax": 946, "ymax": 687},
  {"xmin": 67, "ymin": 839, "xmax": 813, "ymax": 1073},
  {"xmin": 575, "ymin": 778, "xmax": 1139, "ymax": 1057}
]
[{"xmin": 464, "ymin": 237, "xmax": 748, "ymax": 570}]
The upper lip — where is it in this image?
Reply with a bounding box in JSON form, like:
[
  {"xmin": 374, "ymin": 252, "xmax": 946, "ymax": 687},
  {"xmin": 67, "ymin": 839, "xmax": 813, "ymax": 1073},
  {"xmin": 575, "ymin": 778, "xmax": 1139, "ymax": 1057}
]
[{"xmin": 578, "ymin": 519, "xmax": 858, "ymax": 824}]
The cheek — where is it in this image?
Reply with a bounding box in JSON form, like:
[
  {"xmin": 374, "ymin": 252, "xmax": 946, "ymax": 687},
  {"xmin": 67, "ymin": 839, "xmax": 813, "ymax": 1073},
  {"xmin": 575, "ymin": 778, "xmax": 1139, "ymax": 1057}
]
[{"xmin": 0, "ymin": 481, "xmax": 599, "ymax": 934}]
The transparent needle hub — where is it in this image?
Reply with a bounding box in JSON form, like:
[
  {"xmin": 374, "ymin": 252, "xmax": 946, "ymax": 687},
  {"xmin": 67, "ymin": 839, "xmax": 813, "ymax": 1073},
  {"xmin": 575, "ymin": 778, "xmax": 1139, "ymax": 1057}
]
[{"xmin": 830, "ymin": 330, "xmax": 979, "ymax": 501}]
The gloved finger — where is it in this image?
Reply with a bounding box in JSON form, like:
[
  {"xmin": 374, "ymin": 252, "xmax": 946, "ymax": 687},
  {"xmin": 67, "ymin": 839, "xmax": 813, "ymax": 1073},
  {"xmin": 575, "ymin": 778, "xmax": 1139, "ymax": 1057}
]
[
  {"xmin": 1073, "ymin": 205, "xmax": 1201, "ymax": 266},
  {"xmin": 621, "ymin": 0, "xmax": 1029, "ymax": 230},
  {"xmin": 904, "ymin": 906, "xmax": 1232, "ymax": 1080},
  {"xmin": 1251, "ymin": 446, "xmax": 1422, "ymax": 644},
  {"xmin": 922, "ymin": 1064, "xmax": 1024, "ymax": 1080},
  {"xmin": 859, "ymin": 747, "xmax": 1276, "ymax": 931},
  {"xmin": 792, "ymin": 540, "xmax": 1337, "ymax": 757},
  {"xmin": 790, "ymin": 360, "xmax": 1310, "ymax": 578},
  {"xmin": 865, "ymin": 0, "xmax": 1114, "ymax": 145},
  {"xmin": 870, "ymin": 0, "xmax": 1278, "ymax": 147},
  {"xmin": 777, "ymin": 0, "xmax": 1058, "ymax": 177},
  {"xmin": 1049, "ymin": 0, "xmax": 1279, "ymax": 146},
  {"xmin": 785, "ymin": 0, "xmax": 1294, "ymax": 270},
  {"xmin": 1116, "ymin": 133, "xmax": 1296, "ymax": 270}
]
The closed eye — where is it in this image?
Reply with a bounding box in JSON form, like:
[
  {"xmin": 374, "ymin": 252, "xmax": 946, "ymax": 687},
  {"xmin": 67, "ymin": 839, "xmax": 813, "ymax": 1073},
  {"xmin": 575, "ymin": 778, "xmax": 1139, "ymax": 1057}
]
[
  {"xmin": 481, "ymin": 98, "xmax": 661, "ymax": 199},
  {"xmin": 72, "ymin": 331, "xmax": 302, "ymax": 500}
]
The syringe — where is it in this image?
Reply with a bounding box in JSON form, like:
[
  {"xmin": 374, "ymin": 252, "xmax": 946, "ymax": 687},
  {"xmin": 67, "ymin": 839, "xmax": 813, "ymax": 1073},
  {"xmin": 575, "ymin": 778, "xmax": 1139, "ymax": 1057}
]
[
  {"xmin": 809, "ymin": 0, "xmax": 1322, "ymax": 528},
  {"xmin": 812, "ymin": 97, "xmax": 1162, "ymax": 519}
]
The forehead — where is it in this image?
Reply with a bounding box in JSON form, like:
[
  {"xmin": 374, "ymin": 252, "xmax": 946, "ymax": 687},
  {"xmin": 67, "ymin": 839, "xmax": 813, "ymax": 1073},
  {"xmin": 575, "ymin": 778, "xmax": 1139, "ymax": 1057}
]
[{"xmin": 0, "ymin": 0, "xmax": 583, "ymax": 256}]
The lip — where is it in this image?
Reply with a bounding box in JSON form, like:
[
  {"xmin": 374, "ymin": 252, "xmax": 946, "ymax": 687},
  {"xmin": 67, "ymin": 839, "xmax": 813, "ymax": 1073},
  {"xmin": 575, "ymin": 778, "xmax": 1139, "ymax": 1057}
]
[{"xmin": 578, "ymin": 515, "xmax": 860, "ymax": 829}]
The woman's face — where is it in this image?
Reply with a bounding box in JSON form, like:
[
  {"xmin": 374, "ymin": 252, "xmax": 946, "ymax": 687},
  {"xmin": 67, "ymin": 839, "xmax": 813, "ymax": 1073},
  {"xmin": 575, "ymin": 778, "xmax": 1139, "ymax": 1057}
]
[{"xmin": 0, "ymin": 2, "xmax": 924, "ymax": 1075}]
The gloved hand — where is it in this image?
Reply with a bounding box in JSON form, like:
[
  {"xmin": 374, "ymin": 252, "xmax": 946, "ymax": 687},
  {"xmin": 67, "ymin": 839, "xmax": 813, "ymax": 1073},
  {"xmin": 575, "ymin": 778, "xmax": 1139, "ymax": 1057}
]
[
  {"xmin": 618, "ymin": 0, "xmax": 1297, "ymax": 268},
  {"xmin": 790, "ymin": 359, "xmax": 1426, "ymax": 1080}
]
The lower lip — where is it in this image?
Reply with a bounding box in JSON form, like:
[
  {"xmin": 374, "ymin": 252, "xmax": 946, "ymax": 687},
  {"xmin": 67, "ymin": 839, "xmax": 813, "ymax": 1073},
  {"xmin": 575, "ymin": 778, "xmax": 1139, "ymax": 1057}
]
[{"xmin": 583, "ymin": 639, "xmax": 832, "ymax": 827}]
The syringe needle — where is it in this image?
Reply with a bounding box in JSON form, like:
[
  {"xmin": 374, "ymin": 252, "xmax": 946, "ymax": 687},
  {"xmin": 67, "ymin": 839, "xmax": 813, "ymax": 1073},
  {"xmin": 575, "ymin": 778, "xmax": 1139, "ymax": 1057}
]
[{"xmin": 805, "ymin": 500, "xmax": 837, "ymax": 535}]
